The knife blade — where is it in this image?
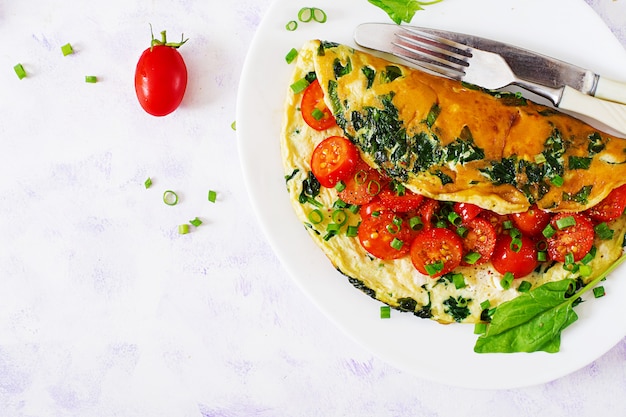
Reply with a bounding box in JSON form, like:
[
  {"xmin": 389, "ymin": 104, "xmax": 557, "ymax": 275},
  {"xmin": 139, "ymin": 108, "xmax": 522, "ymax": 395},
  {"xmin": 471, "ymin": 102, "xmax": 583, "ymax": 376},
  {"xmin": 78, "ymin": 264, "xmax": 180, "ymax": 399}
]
[{"xmin": 354, "ymin": 22, "xmax": 626, "ymax": 106}]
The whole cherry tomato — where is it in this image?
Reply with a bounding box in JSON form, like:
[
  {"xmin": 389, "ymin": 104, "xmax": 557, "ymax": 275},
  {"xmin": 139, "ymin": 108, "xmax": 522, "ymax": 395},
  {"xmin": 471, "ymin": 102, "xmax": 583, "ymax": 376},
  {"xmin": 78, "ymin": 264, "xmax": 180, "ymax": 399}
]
[
  {"xmin": 491, "ymin": 234, "xmax": 538, "ymax": 278},
  {"xmin": 310, "ymin": 136, "xmax": 359, "ymax": 188},
  {"xmin": 586, "ymin": 184, "xmax": 626, "ymax": 222},
  {"xmin": 135, "ymin": 29, "xmax": 188, "ymax": 116},
  {"xmin": 510, "ymin": 204, "xmax": 552, "ymax": 237}
]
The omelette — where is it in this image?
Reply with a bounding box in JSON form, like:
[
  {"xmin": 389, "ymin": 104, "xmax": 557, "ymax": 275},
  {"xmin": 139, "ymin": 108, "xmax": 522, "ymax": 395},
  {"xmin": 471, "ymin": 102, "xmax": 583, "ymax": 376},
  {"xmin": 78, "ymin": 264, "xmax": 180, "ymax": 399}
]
[{"xmin": 280, "ymin": 40, "xmax": 626, "ymax": 324}]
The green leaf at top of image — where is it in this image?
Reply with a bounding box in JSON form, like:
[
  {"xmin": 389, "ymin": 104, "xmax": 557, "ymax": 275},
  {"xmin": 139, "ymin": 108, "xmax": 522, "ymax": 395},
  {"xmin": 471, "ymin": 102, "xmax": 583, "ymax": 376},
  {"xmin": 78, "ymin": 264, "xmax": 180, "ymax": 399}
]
[
  {"xmin": 368, "ymin": 0, "xmax": 444, "ymax": 25},
  {"xmin": 474, "ymin": 279, "xmax": 579, "ymax": 353}
]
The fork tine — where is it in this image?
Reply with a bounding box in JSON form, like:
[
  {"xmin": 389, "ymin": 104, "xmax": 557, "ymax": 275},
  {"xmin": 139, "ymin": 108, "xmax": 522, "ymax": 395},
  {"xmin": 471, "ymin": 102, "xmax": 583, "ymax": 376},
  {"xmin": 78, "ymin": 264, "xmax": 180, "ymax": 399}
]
[{"xmin": 392, "ymin": 27, "xmax": 473, "ymax": 79}]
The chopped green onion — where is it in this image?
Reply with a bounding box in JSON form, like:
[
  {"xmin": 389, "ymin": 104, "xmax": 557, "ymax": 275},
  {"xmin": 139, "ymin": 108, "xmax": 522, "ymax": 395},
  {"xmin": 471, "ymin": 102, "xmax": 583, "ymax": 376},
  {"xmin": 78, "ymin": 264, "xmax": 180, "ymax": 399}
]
[
  {"xmin": 594, "ymin": 222, "xmax": 614, "ymax": 240},
  {"xmin": 178, "ymin": 224, "xmax": 190, "ymax": 234},
  {"xmin": 534, "ymin": 153, "xmax": 547, "ymax": 164},
  {"xmin": 290, "ymin": 78, "xmax": 310, "ymax": 94},
  {"xmin": 517, "ymin": 281, "xmax": 532, "ymax": 292},
  {"xmin": 285, "ymin": 20, "xmax": 298, "ymax": 31},
  {"xmin": 451, "ymin": 273, "xmax": 466, "ymax": 289},
  {"xmin": 333, "ymin": 199, "xmax": 347, "ymax": 209},
  {"xmin": 593, "ymin": 286, "xmax": 606, "ymax": 298},
  {"xmin": 163, "ymin": 190, "xmax": 179, "ymax": 206},
  {"xmin": 208, "ymin": 190, "xmax": 217, "ymax": 203},
  {"xmin": 455, "ymin": 226, "xmax": 468, "ymax": 238},
  {"xmin": 61, "ymin": 43, "xmax": 74, "ymax": 56},
  {"xmin": 354, "ymin": 170, "xmax": 367, "ymax": 185},
  {"xmin": 331, "ymin": 209, "xmax": 347, "ymax": 226},
  {"xmin": 347, "ymin": 204, "xmax": 360, "ymax": 214},
  {"xmin": 502, "ymin": 220, "xmax": 513, "ymax": 230},
  {"xmin": 285, "ymin": 47, "xmax": 298, "ymax": 64},
  {"xmin": 231, "ymin": 121, "xmax": 237, "ymax": 131},
  {"xmin": 564, "ymin": 252, "xmax": 575, "ymax": 266},
  {"xmin": 425, "ymin": 260, "xmax": 444, "ymax": 276},
  {"xmin": 463, "ymin": 252, "xmax": 481, "ymax": 265},
  {"xmin": 537, "ymin": 250, "xmax": 548, "ymax": 262},
  {"xmin": 447, "ymin": 211, "xmax": 462, "ymax": 226},
  {"xmin": 409, "ymin": 216, "xmax": 423, "ymax": 231},
  {"xmin": 581, "ymin": 246, "xmax": 597, "ymax": 265},
  {"xmin": 346, "ymin": 224, "xmax": 359, "ymax": 237},
  {"xmin": 366, "ymin": 180, "xmax": 381, "ymax": 196},
  {"xmin": 85, "ymin": 75, "xmax": 98, "ymax": 83},
  {"xmin": 542, "ymin": 224, "xmax": 556, "ymax": 238},
  {"xmin": 144, "ymin": 177, "xmax": 152, "ymax": 189},
  {"xmin": 474, "ymin": 322, "xmax": 487, "ymax": 335},
  {"xmin": 480, "ymin": 300, "xmax": 491, "ymax": 310},
  {"xmin": 14, "ymin": 63, "xmax": 27, "ymax": 79},
  {"xmin": 307, "ymin": 209, "xmax": 323, "ymax": 224},
  {"xmin": 311, "ymin": 108, "xmax": 325, "ymax": 120},
  {"xmin": 510, "ymin": 237, "xmax": 522, "ymax": 253},
  {"xmin": 556, "ymin": 215, "xmax": 576, "ymax": 230},
  {"xmin": 380, "ymin": 305, "xmax": 391, "ymax": 319},
  {"xmin": 579, "ymin": 264, "xmax": 592, "ymax": 277},
  {"xmin": 388, "ymin": 238, "xmax": 402, "ymax": 250},
  {"xmin": 326, "ymin": 223, "xmax": 341, "ymax": 233},
  {"xmin": 190, "ymin": 217, "xmax": 203, "ymax": 227},
  {"xmin": 500, "ymin": 272, "xmax": 514, "ymax": 290}
]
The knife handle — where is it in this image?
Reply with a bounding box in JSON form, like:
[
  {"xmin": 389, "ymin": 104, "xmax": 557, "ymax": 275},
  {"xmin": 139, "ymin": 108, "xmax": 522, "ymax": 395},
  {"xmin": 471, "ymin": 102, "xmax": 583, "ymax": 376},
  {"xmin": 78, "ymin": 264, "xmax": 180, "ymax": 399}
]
[
  {"xmin": 558, "ymin": 85, "xmax": 626, "ymax": 137},
  {"xmin": 594, "ymin": 77, "xmax": 626, "ymax": 106}
]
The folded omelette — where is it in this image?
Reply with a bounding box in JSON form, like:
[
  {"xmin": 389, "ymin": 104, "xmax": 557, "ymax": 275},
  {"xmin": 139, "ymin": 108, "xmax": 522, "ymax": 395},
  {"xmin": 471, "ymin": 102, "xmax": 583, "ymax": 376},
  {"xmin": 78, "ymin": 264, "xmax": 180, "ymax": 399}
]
[{"xmin": 280, "ymin": 40, "xmax": 626, "ymax": 324}]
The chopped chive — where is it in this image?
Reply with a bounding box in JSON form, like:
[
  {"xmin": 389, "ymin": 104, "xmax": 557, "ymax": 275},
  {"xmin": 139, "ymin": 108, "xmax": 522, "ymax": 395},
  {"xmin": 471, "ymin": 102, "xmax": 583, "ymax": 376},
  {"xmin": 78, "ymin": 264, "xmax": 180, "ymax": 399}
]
[
  {"xmin": 581, "ymin": 246, "xmax": 597, "ymax": 264},
  {"xmin": 517, "ymin": 281, "xmax": 532, "ymax": 292},
  {"xmin": 451, "ymin": 273, "xmax": 466, "ymax": 289},
  {"xmin": 285, "ymin": 20, "xmax": 298, "ymax": 31},
  {"xmin": 463, "ymin": 251, "xmax": 481, "ymax": 265},
  {"xmin": 333, "ymin": 199, "xmax": 347, "ymax": 209},
  {"xmin": 447, "ymin": 211, "xmax": 462, "ymax": 226},
  {"xmin": 163, "ymin": 190, "xmax": 179, "ymax": 206},
  {"xmin": 231, "ymin": 121, "xmax": 237, "ymax": 131},
  {"xmin": 594, "ymin": 222, "xmax": 614, "ymax": 240},
  {"xmin": 542, "ymin": 224, "xmax": 556, "ymax": 238},
  {"xmin": 556, "ymin": 215, "xmax": 576, "ymax": 230},
  {"xmin": 144, "ymin": 177, "xmax": 153, "ymax": 189},
  {"xmin": 307, "ymin": 209, "xmax": 323, "ymax": 224},
  {"xmin": 480, "ymin": 300, "xmax": 491, "ymax": 310},
  {"xmin": 346, "ymin": 224, "xmax": 359, "ymax": 237},
  {"xmin": 425, "ymin": 260, "xmax": 444, "ymax": 276},
  {"xmin": 502, "ymin": 220, "xmax": 513, "ymax": 230},
  {"xmin": 285, "ymin": 47, "xmax": 298, "ymax": 64},
  {"xmin": 551, "ymin": 175, "xmax": 564, "ymax": 187},
  {"xmin": 326, "ymin": 223, "xmax": 340, "ymax": 233},
  {"xmin": 61, "ymin": 43, "xmax": 74, "ymax": 56},
  {"xmin": 311, "ymin": 8, "xmax": 327, "ymax": 23},
  {"xmin": 334, "ymin": 180, "xmax": 346, "ymax": 192},
  {"xmin": 510, "ymin": 237, "xmax": 522, "ymax": 253},
  {"xmin": 14, "ymin": 63, "xmax": 27, "ymax": 79},
  {"xmin": 290, "ymin": 78, "xmax": 310, "ymax": 94},
  {"xmin": 500, "ymin": 272, "xmax": 514, "ymax": 290},
  {"xmin": 331, "ymin": 209, "xmax": 347, "ymax": 226},
  {"xmin": 409, "ymin": 216, "xmax": 423, "ymax": 231},
  {"xmin": 380, "ymin": 305, "xmax": 391, "ymax": 319},
  {"xmin": 85, "ymin": 75, "xmax": 98, "ymax": 83},
  {"xmin": 456, "ymin": 226, "xmax": 468, "ymax": 238},
  {"xmin": 593, "ymin": 286, "xmax": 605, "ymax": 298},
  {"xmin": 190, "ymin": 217, "xmax": 203, "ymax": 227},
  {"xmin": 347, "ymin": 204, "xmax": 360, "ymax": 214},
  {"xmin": 208, "ymin": 190, "xmax": 217, "ymax": 203},
  {"xmin": 474, "ymin": 322, "xmax": 487, "ymax": 335},
  {"xmin": 311, "ymin": 108, "xmax": 325, "ymax": 120},
  {"xmin": 534, "ymin": 153, "xmax": 547, "ymax": 164},
  {"xmin": 537, "ymin": 250, "xmax": 548, "ymax": 262},
  {"xmin": 390, "ymin": 238, "xmax": 404, "ymax": 250},
  {"xmin": 579, "ymin": 264, "xmax": 592, "ymax": 277},
  {"xmin": 178, "ymin": 224, "xmax": 190, "ymax": 234}
]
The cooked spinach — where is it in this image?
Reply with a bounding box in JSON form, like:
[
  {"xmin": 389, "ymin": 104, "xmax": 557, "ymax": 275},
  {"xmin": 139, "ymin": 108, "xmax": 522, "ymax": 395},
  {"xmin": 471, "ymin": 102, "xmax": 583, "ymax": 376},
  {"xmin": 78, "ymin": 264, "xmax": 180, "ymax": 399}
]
[
  {"xmin": 361, "ymin": 66, "xmax": 376, "ymax": 89},
  {"xmin": 380, "ymin": 65, "xmax": 402, "ymax": 83},
  {"xmin": 333, "ymin": 57, "xmax": 353, "ymax": 78},
  {"xmin": 443, "ymin": 296, "xmax": 471, "ymax": 322}
]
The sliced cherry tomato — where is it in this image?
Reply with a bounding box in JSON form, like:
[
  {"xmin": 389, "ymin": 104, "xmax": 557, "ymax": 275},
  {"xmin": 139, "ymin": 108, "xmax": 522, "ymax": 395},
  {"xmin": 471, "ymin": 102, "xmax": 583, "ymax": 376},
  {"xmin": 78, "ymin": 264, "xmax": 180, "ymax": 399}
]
[
  {"xmin": 301, "ymin": 79, "xmax": 337, "ymax": 131},
  {"xmin": 310, "ymin": 136, "xmax": 359, "ymax": 188},
  {"xmin": 479, "ymin": 211, "xmax": 511, "ymax": 235},
  {"xmin": 546, "ymin": 213, "xmax": 595, "ymax": 262},
  {"xmin": 358, "ymin": 212, "xmax": 413, "ymax": 260},
  {"xmin": 586, "ymin": 184, "xmax": 626, "ymax": 222},
  {"xmin": 491, "ymin": 234, "xmax": 539, "ymax": 279},
  {"xmin": 409, "ymin": 227, "xmax": 463, "ymax": 277},
  {"xmin": 337, "ymin": 159, "xmax": 387, "ymax": 205},
  {"xmin": 453, "ymin": 202, "xmax": 483, "ymax": 223},
  {"xmin": 460, "ymin": 217, "xmax": 497, "ymax": 266},
  {"xmin": 134, "ymin": 31, "xmax": 188, "ymax": 117},
  {"xmin": 414, "ymin": 198, "xmax": 440, "ymax": 229},
  {"xmin": 510, "ymin": 204, "xmax": 553, "ymax": 237},
  {"xmin": 378, "ymin": 184, "xmax": 424, "ymax": 212}
]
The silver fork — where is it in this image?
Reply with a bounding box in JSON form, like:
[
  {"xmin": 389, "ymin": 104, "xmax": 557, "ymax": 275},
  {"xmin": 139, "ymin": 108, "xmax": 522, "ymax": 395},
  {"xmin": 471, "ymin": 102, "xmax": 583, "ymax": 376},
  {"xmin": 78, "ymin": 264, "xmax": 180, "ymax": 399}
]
[{"xmin": 391, "ymin": 27, "xmax": 563, "ymax": 105}]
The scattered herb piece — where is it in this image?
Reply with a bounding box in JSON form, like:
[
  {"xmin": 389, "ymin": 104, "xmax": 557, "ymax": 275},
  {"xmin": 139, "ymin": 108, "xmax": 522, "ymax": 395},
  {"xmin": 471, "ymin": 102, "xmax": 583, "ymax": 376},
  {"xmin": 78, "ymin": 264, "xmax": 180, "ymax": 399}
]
[
  {"xmin": 208, "ymin": 190, "xmax": 217, "ymax": 203},
  {"xmin": 14, "ymin": 63, "xmax": 26, "ymax": 79},
  {"xmin": 190, "ymin": 217, "xmax": 203, "ymax": 227},
  {"xmin": 285, "ymin": 47, "xmax": 298, "ymax": 64},
  {"xmin": 61, "ymin": 43, "xmax": 74, "ymax": 56},
  {"xmin": 85, "ymin": 75, "xmax": 98, "ymax": 83},
  {"xmin": 231, "ymin": 121, "xmax": 237, "ymax": 131},
  {"xmin": 593, "ymin": 286, "xmax": 605, "ymax": 298},
  {"xmin": 163, "ymin": 190, "xmax": 179, "ymax": 206},
  {"xmin": 297, "ymin": 7, "xmax": 327, "ymax": 23},
  {"xmin": 178, "ymin": 224, "xmax": 190, "ymax": 234},
  {"xmin": 144, "ymin": 177, "xmax": 153, "ymax": 189},
  {"xmin": 380, "ymin": 305, "xmax": 391, "ymax": 318},
  {"xmin": 285, "ymin": 20, "xmax": 298, "ymax": 31}
]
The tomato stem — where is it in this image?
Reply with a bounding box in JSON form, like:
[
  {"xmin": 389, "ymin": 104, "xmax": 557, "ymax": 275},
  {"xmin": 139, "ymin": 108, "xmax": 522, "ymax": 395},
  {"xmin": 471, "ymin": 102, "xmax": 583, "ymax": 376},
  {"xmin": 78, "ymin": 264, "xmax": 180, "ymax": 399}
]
[{"xmin": 149, "ymin": 24, "xmax": 188, "ymax": 49}]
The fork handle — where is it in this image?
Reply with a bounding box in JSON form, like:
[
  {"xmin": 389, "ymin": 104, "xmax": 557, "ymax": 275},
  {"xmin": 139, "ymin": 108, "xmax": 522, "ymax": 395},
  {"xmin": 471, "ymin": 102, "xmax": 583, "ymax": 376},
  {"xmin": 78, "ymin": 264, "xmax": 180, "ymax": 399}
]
[
  {"xmin": 594, "ymin": 76, "xmax": 626, "ymax": 106},
  {"xmin": 558, "ymin": 85, "xmax": 626, "ymax": 137}
]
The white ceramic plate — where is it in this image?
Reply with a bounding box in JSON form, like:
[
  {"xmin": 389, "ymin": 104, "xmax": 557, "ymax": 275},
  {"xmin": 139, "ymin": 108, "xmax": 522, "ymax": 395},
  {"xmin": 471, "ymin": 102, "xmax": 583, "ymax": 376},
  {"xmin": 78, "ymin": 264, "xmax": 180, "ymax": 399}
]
[{"xmin": 237, "ymin": 0, "xmax": 626, "ymax": 389}]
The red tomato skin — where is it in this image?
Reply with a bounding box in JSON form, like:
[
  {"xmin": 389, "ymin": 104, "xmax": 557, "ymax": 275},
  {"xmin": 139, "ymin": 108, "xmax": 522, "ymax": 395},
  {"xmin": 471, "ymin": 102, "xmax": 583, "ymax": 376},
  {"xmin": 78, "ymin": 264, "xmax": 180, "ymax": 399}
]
[
  {"xmin": 453, "ymin": 202, "xmax": 483, "ymax": 223},
  {"xmin": 310, "ymin": 136, "xmax": 359, "ymax": 188},
  {"xmin": 378, "ymin": 185, "xmax": 424, "ymax": 212},
  {"xmin": 135, "ymin": 45, "xmax": 188, "ymax": 116},
  {"xmin": 510, "ymin": 205, "xmax": 552, "ymax": 237},
  {"xmin": 491, "ymin": 235, "xmax": 538, "ymax": 279},
  {"xmin": 409, "ymin": 227, "xmax": 463, "ymax": 277},
  {"xmin": 546, "ymin": 213, "xmax": 595, "ymax": 262},
  {"xmin": 337, "ymin": 159, "xmax": 387, "ymax": 205},
  {"xmin": 586, "ymin": 184, "xmax": 626, "ymax": 222},
  {"xmin": 358, "ymin": 212, "xmax": 413, "ymax": 260},
  {"xmin": 460, "ymin": 217, "xmax": 497, "ymax": 266},
  {"xmin": 300, "ymin": 80, "xmax": 337, "ymax": 131}
]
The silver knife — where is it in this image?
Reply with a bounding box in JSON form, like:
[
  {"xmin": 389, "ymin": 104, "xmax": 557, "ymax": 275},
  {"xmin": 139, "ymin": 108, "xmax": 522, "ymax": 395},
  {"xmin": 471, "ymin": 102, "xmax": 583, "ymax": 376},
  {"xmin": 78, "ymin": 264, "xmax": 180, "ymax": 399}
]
[
  {"xmin": 354, "ymin": 22, "xmax": 626, "ymax": 105},
  {"xmin": 354, "ymin": 22, "xmax": 626, "ymax": 136}
]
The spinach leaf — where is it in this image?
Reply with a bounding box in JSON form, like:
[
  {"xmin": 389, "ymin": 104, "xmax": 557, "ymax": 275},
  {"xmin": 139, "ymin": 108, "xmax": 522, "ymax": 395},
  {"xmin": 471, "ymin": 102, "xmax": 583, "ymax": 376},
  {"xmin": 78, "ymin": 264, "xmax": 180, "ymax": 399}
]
[
  {"xmin": 475, "ymin": 253, "xmax": 626, "ymax": 353},
  {"xmin": 367, "ymin": 0, "xmax": 444, "ymax": 24}
]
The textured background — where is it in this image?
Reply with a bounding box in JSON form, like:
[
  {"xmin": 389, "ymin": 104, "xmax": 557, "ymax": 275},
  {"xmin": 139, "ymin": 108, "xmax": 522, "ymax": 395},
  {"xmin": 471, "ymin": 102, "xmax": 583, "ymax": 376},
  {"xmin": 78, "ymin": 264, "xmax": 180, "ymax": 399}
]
[{"xmin": 0, "ymin": 1, "xmax": 624, "ymax": 416}]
